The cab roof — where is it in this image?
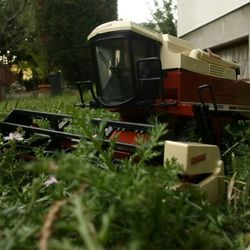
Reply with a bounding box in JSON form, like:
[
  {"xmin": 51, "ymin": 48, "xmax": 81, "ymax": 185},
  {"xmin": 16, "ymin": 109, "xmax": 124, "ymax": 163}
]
[{"xmin": 87, "ymin": 20, "xmax": 163, "ymax": 42}]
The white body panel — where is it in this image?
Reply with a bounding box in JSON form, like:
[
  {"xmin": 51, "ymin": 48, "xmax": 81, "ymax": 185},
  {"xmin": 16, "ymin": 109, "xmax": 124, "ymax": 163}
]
[
  {"xmin": 88, "ymin": 20, "xmax": 162, "ymax": 42},
  {"xmin": 160, "ymin": 34, "xmax": 239, "ymax": 80},
  {"xmin": 88, "ymin": 21, "xmax": 240, "ymax": 80},
  {"xmin": 164, "ymin": 140, "xmax": 222, "ymax": 175},
  {"xmin": 164, "ymin": 140, "xmax": 225, "ymax": 203}
]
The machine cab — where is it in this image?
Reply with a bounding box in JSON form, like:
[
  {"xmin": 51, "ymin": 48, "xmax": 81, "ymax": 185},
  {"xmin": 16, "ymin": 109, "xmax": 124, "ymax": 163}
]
[{"xmin": 88, "ymin": 21, "xmax": 163, "ymax": 107}]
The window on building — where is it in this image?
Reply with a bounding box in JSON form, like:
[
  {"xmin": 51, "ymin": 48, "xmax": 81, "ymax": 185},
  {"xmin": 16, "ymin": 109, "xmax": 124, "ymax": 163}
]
[{"xmin": 214, "ymin": 41, "xmax": 249, "ymax": 82}]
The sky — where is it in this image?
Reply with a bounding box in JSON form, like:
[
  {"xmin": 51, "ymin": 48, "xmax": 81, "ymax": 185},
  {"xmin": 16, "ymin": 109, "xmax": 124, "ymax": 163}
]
[{"xmin": 118, "ymin": 0, "xmax": 155, "ymax": 23}]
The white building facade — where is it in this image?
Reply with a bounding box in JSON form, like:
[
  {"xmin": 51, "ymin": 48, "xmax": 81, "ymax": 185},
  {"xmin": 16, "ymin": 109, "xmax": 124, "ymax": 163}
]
[{"xmin": 177, "ymin": 0, "xmax": 250, "ymax": 82}]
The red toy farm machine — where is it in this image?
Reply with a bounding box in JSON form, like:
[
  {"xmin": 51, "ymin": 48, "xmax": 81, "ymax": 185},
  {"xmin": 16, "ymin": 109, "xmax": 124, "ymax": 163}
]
[{"xmin": 1, "ymin": 21, "xmax": 250, "ymax": 201}]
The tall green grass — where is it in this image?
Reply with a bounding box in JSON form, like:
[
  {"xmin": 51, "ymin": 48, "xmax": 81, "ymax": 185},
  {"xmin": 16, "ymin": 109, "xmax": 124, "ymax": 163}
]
[{"xmin": 0, "ymin": 92, "xmax": 249, "ymax": 250}]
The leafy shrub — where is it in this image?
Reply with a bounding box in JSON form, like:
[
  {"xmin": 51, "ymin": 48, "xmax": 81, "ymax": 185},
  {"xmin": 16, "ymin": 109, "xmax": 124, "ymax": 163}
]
[{"xmin": 0, "ymin": 92, "xmax": 249, "ymax": 250}]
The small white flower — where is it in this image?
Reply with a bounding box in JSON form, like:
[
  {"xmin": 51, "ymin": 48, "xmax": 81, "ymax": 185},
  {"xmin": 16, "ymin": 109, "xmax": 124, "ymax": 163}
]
[
  {"xmin": 105, "ymin": 126, "xmax": 113, "ymax": 136},
  {"xmin": 4, "ymin": 132, "xmax": 24, "ymax": 141},
  {"xmin": 44, "ymin": 176, "xmax": 58, "ymax": 187}
]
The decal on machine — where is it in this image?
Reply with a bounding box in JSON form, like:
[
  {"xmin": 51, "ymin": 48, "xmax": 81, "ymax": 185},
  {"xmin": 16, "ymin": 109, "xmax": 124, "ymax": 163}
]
[{"xmin": 190, "ymin": 153, "xmax": 206, "ymax": 165}]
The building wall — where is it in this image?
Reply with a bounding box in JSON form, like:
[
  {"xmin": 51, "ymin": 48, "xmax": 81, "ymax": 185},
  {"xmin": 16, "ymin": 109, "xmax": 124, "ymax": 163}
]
[
  {"xmin": 177, "ymin": 0, "xmax": 249, "ymax": 37},
  {"xmin": 213, "ymin": 41, "xmax": 249, "ymax": 81},
  {"xmin": 177, "ymin": 2, "xmax": 250, "ymax": 81}
]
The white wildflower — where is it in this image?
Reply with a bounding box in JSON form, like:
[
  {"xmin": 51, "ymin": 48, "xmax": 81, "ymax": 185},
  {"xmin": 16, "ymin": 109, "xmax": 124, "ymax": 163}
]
[
  {"xmin": 4, "ymin": 132, "xmax": 24, "ymax": 141},
  {"xmin": 44, "ymin": 176, "xmax": 58, "ymax": 187},
  {"xmin": 105, "ymin": 126, "xmax": 113, "ymax": 136}
]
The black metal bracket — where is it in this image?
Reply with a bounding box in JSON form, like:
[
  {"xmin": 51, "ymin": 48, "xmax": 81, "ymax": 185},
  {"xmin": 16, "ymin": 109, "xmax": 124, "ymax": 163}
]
[
  {"xmin": 151, "ymin": 101, "xmax": 177, "ymax": 108},
  {"xmin": 92, "ymin": 118, "xmax": 154, "ymax": 133},
  {"xmin": 195, "ymin": 84, "xmax": 222, "ymax": 145},
  {"xmin": 75, "ymin": 80, "xmax": 100, "ymax": 108},
  {"xmin": 0, "ymin": 109, "xmax": 140, "ymax": 156},
  {"xmin": 3, "ymin": 108, "xmax": 72, "ymax": 131}
]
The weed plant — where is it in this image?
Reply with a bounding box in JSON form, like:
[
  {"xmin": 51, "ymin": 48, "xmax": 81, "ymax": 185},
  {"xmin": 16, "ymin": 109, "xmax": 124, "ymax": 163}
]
[{"xmin": 0, "ymin": 92, "xmax": 249, "ymax": 250}]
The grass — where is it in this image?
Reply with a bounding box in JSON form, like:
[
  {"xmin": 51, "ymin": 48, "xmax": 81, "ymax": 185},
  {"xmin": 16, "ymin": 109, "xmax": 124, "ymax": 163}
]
[{"xmin": 0, "ymin": 91, "xmax": 249, "ymax": 250}]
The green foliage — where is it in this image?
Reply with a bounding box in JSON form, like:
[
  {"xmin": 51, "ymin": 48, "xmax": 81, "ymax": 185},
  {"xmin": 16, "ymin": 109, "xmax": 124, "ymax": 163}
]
[
  {"xmin": 0, "ymin": 93, "xmax": 249, "ymax": 249},
  {"xmin": 144, "ymin": 0, "xmax": 177, "ymax": 36},
  {"xmin": 1, "ymin": 0, "xmax": 118, "ymax": 85},
  {"xmin": 0, "ymin": 0, "xmax": 31, "ymax": 65},
  {"xmin": 25, "ymin": 0, "xmax": 118, "ymax": 83}
]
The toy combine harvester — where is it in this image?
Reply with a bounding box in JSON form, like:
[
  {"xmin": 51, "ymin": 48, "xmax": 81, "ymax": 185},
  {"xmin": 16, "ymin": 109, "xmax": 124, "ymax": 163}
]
[{"xmin": 1, "ymin": 21, "xmax": 250, "ymax": 202}]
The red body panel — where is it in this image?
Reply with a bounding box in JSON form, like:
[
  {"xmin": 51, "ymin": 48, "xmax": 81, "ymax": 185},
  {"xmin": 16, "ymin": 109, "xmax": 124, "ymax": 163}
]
[
  {"xmin": 107, "ymin": 69, "xmax": 250, "ymax": 151},
  {"xmin": 102, "ymin": 69, "xmax": 250, "ymax": 158},
  {"xmin": 109, "ymin": 130, "xmax": 148, "ymax": 144},
  {"xmin": 164, "ymin": 69, "xmax": 250, "ymax": 107},
  {"xmin": 155, "ymin": 102, "xmax": 194, "ymax": 117},
  {"xmin": 114, "ymin": 69, "xmax": 250, "ymax": 122}
]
